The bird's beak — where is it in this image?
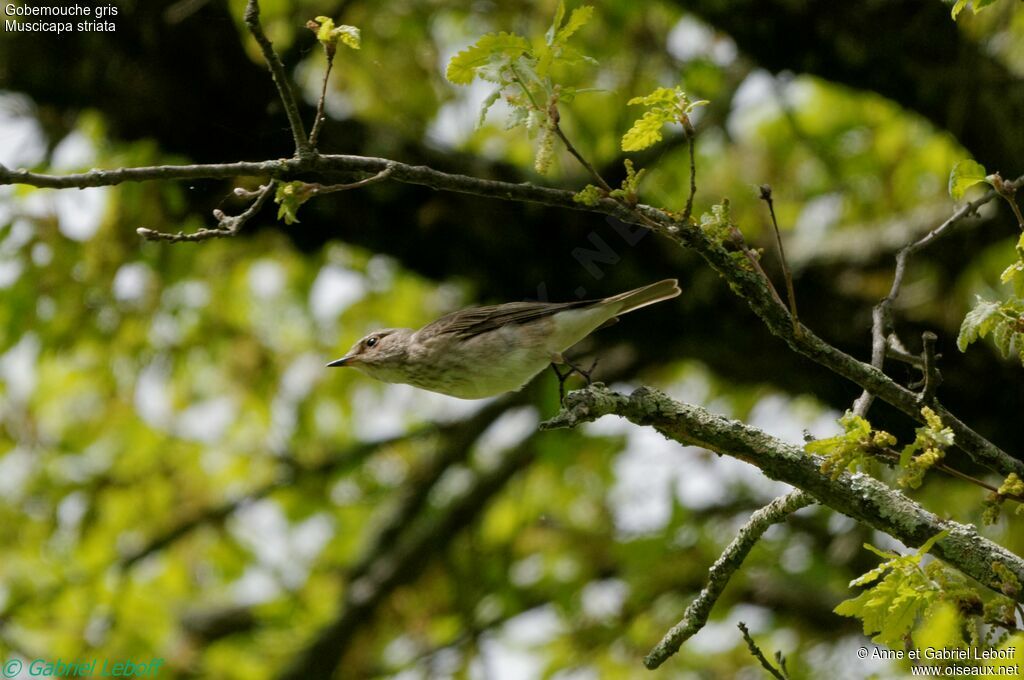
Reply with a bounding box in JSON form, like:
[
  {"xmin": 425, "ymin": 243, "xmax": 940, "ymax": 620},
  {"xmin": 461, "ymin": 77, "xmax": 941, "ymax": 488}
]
[{"xmin": 326, "ymin": 355, "xmax": 355, "ymax": 367}]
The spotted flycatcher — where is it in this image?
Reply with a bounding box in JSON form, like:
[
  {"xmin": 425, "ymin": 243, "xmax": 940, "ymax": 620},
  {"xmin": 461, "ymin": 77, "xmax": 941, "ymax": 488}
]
[{"xmin": 327, "ymin": 279, "xmax": 681, "ymax": 399}]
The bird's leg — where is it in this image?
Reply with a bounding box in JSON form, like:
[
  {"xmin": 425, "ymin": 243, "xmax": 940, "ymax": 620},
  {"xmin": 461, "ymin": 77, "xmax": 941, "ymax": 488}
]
[
  {"xmin": 549, "ymin": 354, "xmax": 599, "ymax": 403},
  {"xmin": 550, "ymin": 363, "xmax": 572, "ymax": 403}
]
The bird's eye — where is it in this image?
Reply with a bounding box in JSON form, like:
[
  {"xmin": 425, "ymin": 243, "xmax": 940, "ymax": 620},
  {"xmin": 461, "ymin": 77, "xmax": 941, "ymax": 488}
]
[{"xmin": 365, "ymin": 336, "xmax": 378, "ymax": 348}]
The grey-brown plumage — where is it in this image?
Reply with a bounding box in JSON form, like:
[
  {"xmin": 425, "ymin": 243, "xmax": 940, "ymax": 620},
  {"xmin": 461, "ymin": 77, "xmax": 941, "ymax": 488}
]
[{"xmin": 327, "ymin": 279, "xmax": 681, "ymax": 399}]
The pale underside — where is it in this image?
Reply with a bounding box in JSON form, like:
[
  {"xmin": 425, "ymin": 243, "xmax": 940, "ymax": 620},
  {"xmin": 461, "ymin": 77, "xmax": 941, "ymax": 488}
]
[{"xmin": 368, "ymin": 305, "xmax": 613, "ymax": 399}]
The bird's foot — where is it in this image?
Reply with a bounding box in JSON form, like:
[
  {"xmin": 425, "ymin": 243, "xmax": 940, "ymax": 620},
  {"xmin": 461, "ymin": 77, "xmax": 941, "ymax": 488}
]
[{"xmin": 550, "ymin": 357, "xmax": 599, "ymax": 403}]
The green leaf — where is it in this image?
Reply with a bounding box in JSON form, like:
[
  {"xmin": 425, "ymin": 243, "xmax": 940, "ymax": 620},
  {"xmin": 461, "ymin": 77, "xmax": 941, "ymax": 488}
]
[
  {"xmin": 545, "ymin": 0, "xmax": 566, "ymax": 44},
  {"xmin": 805, "ymin": 411, "xmax": 894, "ymax": 480},
  {"xmin": 992, "ymin": 320, "xmax": 1015, "ymax": 359},
  {"xmin": 621, "ymin": 110, "xmax": 672, "ymax": 151},
  {"xmin": 1001, "ymin": 261, "xmax": 1024, "ymax": 286},
  {"xmin": 314, "ymin": 16, "xmax": 336, "ymax": 44},
  {"xmin": 555, "ymin": 6, "xmax": 594, "ymax": 44},
  {"xmin": 836, "ymin": 535, "xmax": 947, "ymax": 646},
  {"xmin": 948, "ymin": 159, "xmax": 989, "ymax": 201},
  {"xmin": 627, "ymin": 86, "xmax": 682, "ymax": 107},
  {"xmin": 335, "ymin": 25, "xmax": 361, "ymax": 50},
  {"xmin": 948, "ymin": 0, "xmax": 997, "ymax": 18},
  {"xmin": 478, "ymin": 88, "xmax": 503, "ymax": 127},
  {"xmin": 850, "ymin": 562, "xmax": 892, "ymax": 587},
  {"xmin": 862, "ymin": 542, "xmax": 901, "ymax": 561},
  {"xmin": 956, "ymin": 297, "xmax": 1002, "ymax": 351},
  {"xmin": 685, "ymin": 99, "xmax": 710, "ymax": 114},
  {"xmin": 622, "ymin": 86, "xmax": 708, "ymax": 151},
  {"xmin": 505, "ymin": 106, "xmax": 529, "ymax": 130},
  {"xmin": 917, "ymin": 529, "xmax": 949, "ymax": 556},
  {"xmin": 312, "ymin": 17, "xmax": 360, "ymax": 50},
  {"xmin": 275, "ymin": 181, "xmax": 310, "ymax": 225},
  {"xmin": 446, "ymin": 32, "xmax": 530, "ymax": 85},
  {"xmin": 535, "ymin": 44, "xmax": 555, "ymax": 80}
]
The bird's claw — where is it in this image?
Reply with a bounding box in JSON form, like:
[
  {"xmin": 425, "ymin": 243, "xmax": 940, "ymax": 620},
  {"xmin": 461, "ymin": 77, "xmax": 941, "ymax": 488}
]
[{"xmin": 550, "ymin": 357, "xmax": 599, "ymax": 404}]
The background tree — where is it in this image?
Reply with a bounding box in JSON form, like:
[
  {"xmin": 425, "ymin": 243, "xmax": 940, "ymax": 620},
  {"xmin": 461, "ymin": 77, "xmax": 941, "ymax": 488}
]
[{"xmin": 0, "ymin": 1, "xmax": 1022, "ymax": 678}]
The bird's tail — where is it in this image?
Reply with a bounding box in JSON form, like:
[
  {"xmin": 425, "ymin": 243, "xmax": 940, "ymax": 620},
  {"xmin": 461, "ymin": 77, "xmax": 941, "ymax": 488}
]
[{"xmin": 604, "ymin": 278, "xmax": 681, "ymax": 315}]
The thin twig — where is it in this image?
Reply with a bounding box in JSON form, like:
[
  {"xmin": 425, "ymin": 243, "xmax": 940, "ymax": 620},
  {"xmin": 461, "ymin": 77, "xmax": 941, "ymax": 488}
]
[
  {"xmin": 728, "ymin": 224, "xmax": 787, "ymax": 309},
  {"xmin": 551, "ymin": 120, "xmax": 613, "ymax": 192},
  {"xmin": 298, "ymin": 167, "xmax": 394, "ymax": 197},
  {"xmin": 243, "ymin": 0, "xmax": 311, "ymax": 155},
  {"xmin": 919, "ymin": 331, "xmax": 941, "ymax": 404},
  {"xmin": 934, "ymin": 463, "xmax": 1024, "ymax": 503},
  {"xmin": 738, "ymin": 622, "xmax": 787, "ymax": 680},
  {"xmin": 991, "ymin": 172, "xmax": 1024, "ymax": 229},
  {"xmin": 308, "ymin": 35, "xmax": 337, "ymax": 149},
  {"xmin": 643, "ymin": 490, "xmax": 813, "ymax": 669},
  {"xmin": 137, "ymin": 181, "xmax": 274, "ymax": 242},
  {"xmin": 885, "ymin": 336, "xmax": 924, "ymax": 368},
  {"xmin": 309, "ymin": 66, "xmax": 334, "ymax": 149},
  {"xmin": 682, "ymin": 124, "xmax": 697, "ymax": 222},
  {"xmin": 759, "ymin": 184, "xmax": 800, "ymax": 338},
  {"xmin": 853, "ymin": 182, "xmax": 1016, "ymax": 416},
  {"xmin": 870, "ymin": 445, "xmax": 1024, "ymax": 504},
  {"xmin": 507, "ymin": 64, "xmax": 612, "ymax": 192}
]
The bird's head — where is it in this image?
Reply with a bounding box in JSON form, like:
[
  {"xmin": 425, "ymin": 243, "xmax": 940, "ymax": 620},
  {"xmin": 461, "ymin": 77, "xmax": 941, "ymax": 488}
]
[{"xmin": 326, "ymin": 328, "xmax": 413, "ymax": 383}]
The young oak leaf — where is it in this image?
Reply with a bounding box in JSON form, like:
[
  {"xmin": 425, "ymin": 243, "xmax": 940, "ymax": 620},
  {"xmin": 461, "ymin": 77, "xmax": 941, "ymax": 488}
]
[
  {"xmin": 956, "ymin": 297, "xmax": 1003, "ymax": 352},
  {"xmin": 275, "ymin": 181, "xmax": 313, "ymax": 225},
  {"xmin": 805, "ymin": 411, "xmax": 895, "ymax": 480},
  {"xmin": 310, "ymin": 17, "xmax": 360, "ymax": 51},
  {"xmin": 951, "ymin": 0, "xmax": 1002, "ymax": 20},
  {"xmin": 446, "ymin": 32, "xmax": 531, "ymax": 85},
  {"xmin": 948, "ymin": 159, "xmax": 989, "ymax": 201},
  {"xmin": 621, "ymin": 110, "xmax": 671, "ymax": 152},
  {"xmin": 621, "ymin": 86, "xmax": 708, "ymax": 152},
  {"xmin": 834, "ymin": 532, "xmax": 948, "ymax": 646},
  {"xmin": 554, "ymin": 5, "xmax": 593, "ymax": 45}
]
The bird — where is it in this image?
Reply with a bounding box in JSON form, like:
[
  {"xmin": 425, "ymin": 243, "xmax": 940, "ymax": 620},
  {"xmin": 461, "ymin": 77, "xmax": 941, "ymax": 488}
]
[{"xmin": 327, "ymin": 278, "xmax": 681, "ymax": 399}]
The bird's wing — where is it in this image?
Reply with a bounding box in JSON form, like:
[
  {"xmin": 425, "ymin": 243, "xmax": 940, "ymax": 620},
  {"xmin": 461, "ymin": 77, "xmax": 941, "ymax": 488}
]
[{"xmin": 421, "ymin": 299, "xmax": 598, "ymax": 339}]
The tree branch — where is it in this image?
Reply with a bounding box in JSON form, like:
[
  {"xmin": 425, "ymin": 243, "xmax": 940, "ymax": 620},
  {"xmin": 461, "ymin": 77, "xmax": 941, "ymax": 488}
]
[
  {"xmin": 2, "ymin": 157, "xmax": 1019, "ymax": 477},
  {"xmin": 541, "ymin": 384, "xmax": 1024, "ymax": 594},
  {"xmin": 738, "ymin": 622, "xmax": 788, "ymax": 680},
  {"xmin": 243, "ymin": 0, "xmax": 310, "ymax": 155},
  {"xmin": 552, "ymin": 120, "xmax": 612, "ymax": 192},
  {"xmin": 137, "ymin": 180, "xmax": 275, "ymax": 242},
  {"xmin": 682, "ymin": 125, "xmax": 698, "ymax": 223},
  {"xmin": 854, "ymin": 181, "xmax": 1019, "ymax": 416},
  {"xmin": 644, "ymin": 490, "xmax": 813, "ymax": 669},
  {"xmin": 918, "ymin": 331, "xmax": 941, "ymax": 405}
]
